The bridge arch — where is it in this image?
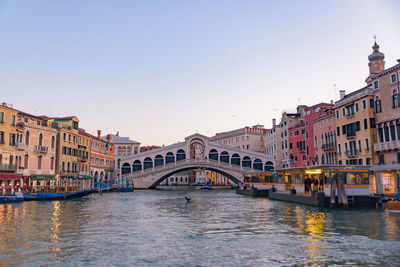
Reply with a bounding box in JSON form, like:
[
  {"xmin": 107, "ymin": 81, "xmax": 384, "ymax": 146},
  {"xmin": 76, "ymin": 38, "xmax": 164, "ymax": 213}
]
[
  {"xmin": 132, "ymin": 160, "xmax": 142, "ymax": 172},
  {"xmin": 165, "ymin": 152, "xmax": 175, "ymax": 164},
  {"xmin": 209, "ymin": 149, "xmax": 218, "ymax": 161},
  {"xmin": 231, "ymin": 153, "xmax": 240, "ymax": 166},
  {"xmin": 176, "ymin": 149, "xmax": 186, "ymax": 161},
  {"xmin": 220, "ymin": 151, "xmax": 229, "ymax": 163},
  {"xmin": 155, "ymin": 155, "xmax": 164, "ymax": 166},
  {"xmin": 144, "ymin": 157, "xmax": 153, "ymax": 169},
  {"xmin": 149, "ymin": 166, "xmax": 242, "ymax": 189},
  {"xmin": 242, "ymin": 156, "xmax": 251, "ymax": 168},
  {"xmin": 121, "ymin": 162, "xmax": 131, "ymax": 175}
]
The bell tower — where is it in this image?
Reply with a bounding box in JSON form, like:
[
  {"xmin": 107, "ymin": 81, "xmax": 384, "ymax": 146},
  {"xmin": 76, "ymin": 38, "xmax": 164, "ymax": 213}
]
[{"xmin": 368, "ymin": 36, "xmax": 385, "ymax": 75}]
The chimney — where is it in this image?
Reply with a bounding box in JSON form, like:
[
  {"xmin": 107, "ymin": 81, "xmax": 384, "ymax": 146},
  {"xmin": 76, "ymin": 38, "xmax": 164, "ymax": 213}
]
[
  {"xmin": 339, "ymin": 90, "xmax": 345, "ymax": 100},
  {"xmin": 97, "ymin": 130, "xmax": 101, "ymax": 139},
  {"xmin": 116, "ymin": 131, "xmax": 119, "ymax": 136},
  {"xmin": 2, "ymin": 103, "xmax": 7, "ymax": 107},
  {"xmin": 107, "ymin": 134, "xmax": 111, "ymax": 143},
  {"xmin": 330, "ymin": 100, "xmax": 333, "ymax": 104},
  {"xmin": 272, "ymin": 118, "xmax": 276, "ymax": 127}
]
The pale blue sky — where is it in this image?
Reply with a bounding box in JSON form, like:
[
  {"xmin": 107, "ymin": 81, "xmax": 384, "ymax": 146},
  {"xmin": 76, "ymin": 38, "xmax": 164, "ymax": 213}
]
[{"xmin": 1, "ymin": 0, "xmax": 399, "ymax": 145}]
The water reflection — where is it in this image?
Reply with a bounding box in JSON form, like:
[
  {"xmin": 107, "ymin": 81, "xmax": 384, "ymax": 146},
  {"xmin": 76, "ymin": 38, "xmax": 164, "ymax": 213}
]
[{"xmin": 50, "ymin": 201, "xmax": 61, "ymax": 253}]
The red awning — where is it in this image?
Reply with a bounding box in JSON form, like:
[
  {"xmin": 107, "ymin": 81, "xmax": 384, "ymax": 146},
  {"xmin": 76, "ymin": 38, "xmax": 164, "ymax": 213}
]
[{"xmin": 0, "ymin": 174, "xmax": 28, "ymax": 180}]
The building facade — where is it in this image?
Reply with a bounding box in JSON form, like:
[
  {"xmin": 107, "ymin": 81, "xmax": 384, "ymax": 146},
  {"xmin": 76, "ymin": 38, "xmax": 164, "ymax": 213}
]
[
  {"xmin": 313, "ymin": 110, "xmax": 338, "ymax": 165},
  {"xmin": 88, "ymin": 130, "xmax": 114, "ymax": 183},
  {"xmin": 334, "ymin": 87, "xmax": 377, "ymax": 166},
  {"xmin": 264, "ymin": 119, "xmax": 282, "ymax": 168}
]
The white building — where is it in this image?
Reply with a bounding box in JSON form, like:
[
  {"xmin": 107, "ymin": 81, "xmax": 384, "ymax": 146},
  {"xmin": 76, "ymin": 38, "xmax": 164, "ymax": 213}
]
[
  {"xmin": 264, "ymin": 119, "xmax": 281, "ymax": 169},
  {"xmin": 102, "ymin": 132, "xmax": 140, "ymax": 180}
]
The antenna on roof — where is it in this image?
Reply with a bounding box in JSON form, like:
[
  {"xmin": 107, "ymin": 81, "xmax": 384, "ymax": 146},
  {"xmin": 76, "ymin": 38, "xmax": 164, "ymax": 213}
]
[{"xmin": 374, "ymin": 34, "xmax": 376, "ymax": 43}]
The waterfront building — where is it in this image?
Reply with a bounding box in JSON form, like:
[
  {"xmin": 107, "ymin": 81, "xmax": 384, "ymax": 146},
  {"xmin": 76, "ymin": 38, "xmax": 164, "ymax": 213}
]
[
  {"xmin": 16, "ymin": 111, "xmax": 58, "ymax": 189},
  {"xmin": 280, "ymin": 109, "xmax": 305, "ymax": 168},
  {"xmin": 41, "ymin": 116, "xmax": 81, "ymax": 180},
  {"xmin": 313, "ymin": 109, "xmax": 338, "ymax": 165},
  {"xmin": 288, "ymin": 121, "xmax": 306, "ymax": 167},
  {"xmin": 211, "ymin": 125, "xmax": 267, "ymax": 152},
  {"xmin": 77, "ymin": 129, "xmax": 91, "ymax": 178},
  {"xmin": 365, "ymin": 41, "xmax": 400, "ymax": 195},
  {"xmin": 102, "ymin": 132, "xmax": 140, "ymax": 181},
  {"xmin": 334, "ymin": 86, "xmax": 377, "ymax": 166},
  {"xmin": 87, "ymin": 130, "xmax": 114, "ymax": 183},
  {"xmin": 264, "ymin": 119, "xmax": 282, "ymax": 167},
  {"xmin": 0, "ymin": 103, "xmax": 26, "ymax": 191}
]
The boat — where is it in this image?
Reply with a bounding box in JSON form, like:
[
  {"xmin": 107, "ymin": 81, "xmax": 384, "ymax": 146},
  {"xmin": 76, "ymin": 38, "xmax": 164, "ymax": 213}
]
[
  {"xmin": 388, "ymin": 193, "xmax": 400, "ymax": 213},
  {"xmin": 201, "ymin": 186, "xmax": 213, "ymax": 190},
  {"xmin": 0, "ymin": 192, "xmax": 24, "ymax": 203},
  {"xmin": 23, "ymin": 190, "xmax": 94, "ymax": 201}
]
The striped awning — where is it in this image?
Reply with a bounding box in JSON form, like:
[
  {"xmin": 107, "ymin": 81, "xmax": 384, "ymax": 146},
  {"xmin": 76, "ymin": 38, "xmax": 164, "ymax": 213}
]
[{"xmin": 30, "ymin": 174, "xmax": 56, "ymax": 180}]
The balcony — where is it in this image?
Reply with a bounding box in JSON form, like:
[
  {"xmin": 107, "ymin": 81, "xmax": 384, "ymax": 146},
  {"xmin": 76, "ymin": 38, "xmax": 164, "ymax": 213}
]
[
  {"xmin": 374, "ymin": 140, "xmax": 400, "ymax": 152},
  {"xmin": 79, "ymin": 155, "xmax": 88, "ymax": 162},
  {"xmin": 345, "ymin": 150, "xmax": 360, "ymax": 158},
  {"xmin": 0, "ymin": 163, "xmax": 17, "ymax": 172},
  {"xmin": 16, "ymin": 142, "xmax": 26, "ymax": 150},
  {"xmin": 321, "ymin": 143, "xmax": 336, "ymax": 151},
  {"xmin": 346, "ymin": 112, "xmax": 355, "ymax": 118},
  {"xmin": 35, "ymin": 145, "xmax": 48, "ymax": 154},
  {"xmin": 346, "ymin": 132, "xmax": 357, "ymax": 139}
]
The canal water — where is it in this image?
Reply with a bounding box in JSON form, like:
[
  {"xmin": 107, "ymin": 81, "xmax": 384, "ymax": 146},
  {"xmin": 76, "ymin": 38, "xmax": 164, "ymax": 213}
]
[{"xmin": 0, "ymin": 190, "xmax": 399, "ymax": 267}]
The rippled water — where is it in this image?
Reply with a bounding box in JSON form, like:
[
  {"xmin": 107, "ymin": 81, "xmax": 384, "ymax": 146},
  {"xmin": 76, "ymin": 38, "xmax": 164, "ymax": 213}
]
[{"xmin": 0, "ymin": 190, "xmax": 399, "ymax": 267}]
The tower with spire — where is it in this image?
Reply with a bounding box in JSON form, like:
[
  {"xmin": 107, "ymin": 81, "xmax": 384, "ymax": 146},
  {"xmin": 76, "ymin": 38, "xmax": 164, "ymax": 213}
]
[{"xmin": 367, "ymin": 36, "xmax": 385, "ymax": 81}]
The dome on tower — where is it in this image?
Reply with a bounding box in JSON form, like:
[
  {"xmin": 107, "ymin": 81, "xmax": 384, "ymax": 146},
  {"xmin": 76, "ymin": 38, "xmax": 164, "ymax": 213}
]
[{"xmin": 368, "ymin": 42, "xmax": 385, "ymax": 62}]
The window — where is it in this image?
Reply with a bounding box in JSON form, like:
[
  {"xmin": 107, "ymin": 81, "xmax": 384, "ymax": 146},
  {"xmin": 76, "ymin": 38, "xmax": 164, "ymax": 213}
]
[
  {"xmin": 63, "ymin": 133, "xmax": 66, "ymax": 141},
  {"xmin": 68, "ymin": 135, "xmax": 71, "ymax": 142},
  {"xmin": 337, "ymin": 127, "xmax": 340, "ymax": 136},
  {"xmin": 38, "ymin": 156, "xmax": 42, "ymax": 170},
  {"xmin": 11, "ymin": 115, "xmax": 15, "ymax": 126},
  {"xmin": 374, "ymin": 80, "xmax": 379, "ymax": 89},
  {"xmin": 338, "ymin": 144, "xmax": 341, "ymax": 154},
  {"xmin": 362, "ymin": 100, "xmax": 366, "ymax": 109},
  {"xmin": 391, "ymin": 73, "xmax": 397, "ymax": 83},
  {"xmin": 355, "ymin": 103, "xmax": 359, "ymax": 112},
  {"xmin": 9, "ymin": 133, "xmax": 16, "ymax": 146},
  {"xmin": 38, "ymin": 133, "xmax": 43, "ymax": 146},
  {"xmin": 366, "ymin": 158, "xmax": 371, "ymax": 165},
  {"xmin": 24, "ymin": 155, "xmax": 28, "ymax": 168},
  {"xmin": 370, "ymin": 118, "xmax": 376, "ymax": 128},
  {"xmin": 0, "ymin": 112, "xmax": 4, "ymax": 123},
  {"xmin": 51, "ymin": 136, "xmax": 55, "ymax": 149},
  {"xmin": 51, "ymin": 157, "xmax": 54, "ymax": 170},
  {"xmin": 384, "ymin": 126, "xmax": 390, "ymax": 142},
  {"xmin": 25, "ymin": 131, "xmax": 30, "ymax": 145},
  {"xmin": 366, "ymin": 138, "xmax": 369, "ymax": 152},
  {"xmin": 370, "ymin": 99, "xmax": 374, "ymax": 108},
  {"xmin": 364, "ymin": 119, "xmax": 368, "ymax": 130},
  {"xmin": 378, "ymin": 128, "xmax": 384, "ymax": 143},
  {"xmin": 397, "ymin": 152, "xmax": 400, "ymax": 164},
  {"xmin": 342, "ymin": 108, "xmax": 346, "ymax": 116},
  {"xmin": 390, "ymin": 124, "xmax": 396, "ymax": 141},
  {"xmin": 375, "ymin": 99, "xmax": 382, "ymax": 113},
  {"xmin": 358, "ymin": 140, "xmax": 362, "ymax": 151},
  {"xmin": 392, "ymin": 92, "xmax": 399, "ymax": 109},
  {"xmin": 0, "ymin": 131, "xmax": 4, "ymax": 144}
]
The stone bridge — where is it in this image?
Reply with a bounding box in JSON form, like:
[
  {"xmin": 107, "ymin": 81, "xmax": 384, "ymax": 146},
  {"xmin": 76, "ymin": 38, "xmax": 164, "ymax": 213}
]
[{"xmin": 120, "ymin": 133, "xmax": 275, "ymax": 189}]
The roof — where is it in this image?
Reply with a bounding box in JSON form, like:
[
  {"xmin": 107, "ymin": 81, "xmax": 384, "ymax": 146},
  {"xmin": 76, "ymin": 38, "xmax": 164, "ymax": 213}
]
[
  {"xmin": 122, "ymin": 142, "xmax": 185, "ymax": 160},
  {"xmin": 39, "ymin": 115, "xmax": 79, "ymax": 122},
  {"xmin": 78, "ymin": 129, "xmax": 106, "ymax": 143},
  {"xmin": 369, "ymin": 164, "xmax": 400, "ymax": 171},
  {"xmin": 101, "ymin": 134, "xmax": 140, "ymax": 144}
]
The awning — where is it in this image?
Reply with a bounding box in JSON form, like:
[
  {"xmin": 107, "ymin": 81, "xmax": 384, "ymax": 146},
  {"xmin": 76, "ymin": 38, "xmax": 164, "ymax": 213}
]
[
  {"xmin": 105, "ymin": 169, "xmax": 114, "ymax": 173},
  {"xmin": 369, "ymin": 164, "xmax": 400, "ymax": 172},
  {"xmin": 79, "ymin": 176, "xmax": 93, "ymax": 179},
  {"xmin": 61, "ymin": 175, "xmax": 79, "ymax": 179},
  {"xmin": 0, "ymin": 174, "xmax": 28, "ymax": 180},
  {"xmin": 30, "ymin": 174, "xmax": 56, "ymax": 180}
]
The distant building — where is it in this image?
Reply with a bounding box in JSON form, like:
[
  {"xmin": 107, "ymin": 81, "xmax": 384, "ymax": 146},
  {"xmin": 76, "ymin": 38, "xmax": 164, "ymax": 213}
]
[
  {"xmin": 264, "ymin": 119, "xmax": 281, "ymax": 168},
  {"xmin": 102, "ymin": 132, "xmax": 140, "ymax": 180},
  {"xmin": 313, "ymin": 109, "xmax": 338, "ymax": 165},
  {"xmin": 140, "ymin": 146, "xmax": 161, "ymax": 153}
]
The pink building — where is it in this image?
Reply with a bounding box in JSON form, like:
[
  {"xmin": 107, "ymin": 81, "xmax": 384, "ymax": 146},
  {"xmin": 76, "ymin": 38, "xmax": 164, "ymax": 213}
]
[
  {"xmin": 313, "ymin": 109, "xmax": 338, "ymax": 165},
  {"xmin": 289, "ymin": 123, "xmax": 306, "ymax": 167}
]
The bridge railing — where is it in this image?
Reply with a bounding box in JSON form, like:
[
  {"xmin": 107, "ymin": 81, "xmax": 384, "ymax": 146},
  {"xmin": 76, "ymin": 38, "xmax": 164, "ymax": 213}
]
[{"xmin": 128, "ymin": 158, "xmax": 252, "ymax": 178}]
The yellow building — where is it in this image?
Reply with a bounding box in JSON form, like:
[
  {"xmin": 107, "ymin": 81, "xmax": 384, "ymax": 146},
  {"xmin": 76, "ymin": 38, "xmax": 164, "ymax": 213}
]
[
  {"xmin": 335, "ymin": 86, "xmax": 378, "ymax": 166},
  {"xmin": 77, "ymin": 129, "xmax": 91, "ymax": 178},
  {"xmin": 43, "ymin": 116, "xmax": 80, "ymax": 179},
  {"xmin": 16, "ymin": 111, "xmax": 58, "ymax": 189}
]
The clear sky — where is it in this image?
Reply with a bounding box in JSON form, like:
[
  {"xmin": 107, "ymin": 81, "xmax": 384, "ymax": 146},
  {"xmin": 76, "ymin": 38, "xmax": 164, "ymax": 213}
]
[{"xmin": 1, "ymin": 0, "xmax": 399, "ymax": 146}]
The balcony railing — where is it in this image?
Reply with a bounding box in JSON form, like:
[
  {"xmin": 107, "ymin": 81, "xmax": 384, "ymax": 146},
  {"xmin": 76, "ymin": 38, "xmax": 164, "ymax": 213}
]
[
  {"xmin": 16, "ymin": 142, "xmax": 26, "ymax": 150},
  {"xmin": 346, "ymin": 132, "xmax": 356, "ymax": 139},
  {"xmin": 321, "ymin": 143, "xmax": 336, "ymax": 151},
  {"xmin": 79, "ymin": 155, "xmax": 88, "ymax": 162},
  {"xmin": 374, "ymin": 140, "xmax": 400, "ymax": 152},
  {"xmin": 35, "ymin": 145, "xmax": 48, "ymax": 154},
  {"xmin": 344, "ymin": 150, "xmax": 361, "ymax": 158},
  {"xmin": 0, "ymin": 163, "xmax": 17, "ymax": 172}
]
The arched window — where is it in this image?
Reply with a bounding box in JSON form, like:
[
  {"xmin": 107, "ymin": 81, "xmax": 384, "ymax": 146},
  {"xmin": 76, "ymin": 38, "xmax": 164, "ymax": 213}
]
[
  {"xmin": 220, "ymin": 151, "xmax": 229, "ymax": 163},
  {"xmin": 144, "ymin": 157, "xmax": 153, "ymax": 169},
  {"xmin": 0, "ymin": 154, "xmax": 2, "ymax": 164},
  {"xmin": 51, "ymin": 136, "xmax": 55, "ymax": 149},
  {"xmin": 155, "ymin": 155, "xmax": 164, "ymax": 166},
  {"xmin": 264, "ymin": 161, "xmax": 274, "ymax": 171},
  {"xmin": 166, "ymin": 152, "xmax": 175, "ymax": 164},
  {"xmin": 121, "ymin": 163, "xmax": 131, "ymax": 175},
  {"xmin": 39, "ymin": 133, "xmax": 43, "ymax": 146},
  {"xmin": 9, "ymin": 155, "xmax": 14, "ymax": 165},
  {"xmin": 242, "ymin": 156, "xmax": 251, "ymax": 168},
  {"xmin": 253, "ymin": 159, "xmax": 263, "ymax": 170},
  {"xmin": 231, "ymin": 154, "xmax": 240, "ymax": 166},
  {"xmin": 176, "ymin": 149, "xmax": 186, "ymax": 161},
  {"xmin": 209, "ymin": 149, "xmax": 218, "ymax": 161},
  {"xmin": 25, "ymin": 131, "xmax": 30, "ymax": 145},
  {"xmin": 133, "ymin": 160, "xmax": 142, "ymax": 172},
  {"xmin": 392, "ymin": 90, "xmax": 399, "ymax": 109},
  {"xmin": 375, "ymin": 96, "xmax": 382, "ymax": 113}
]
